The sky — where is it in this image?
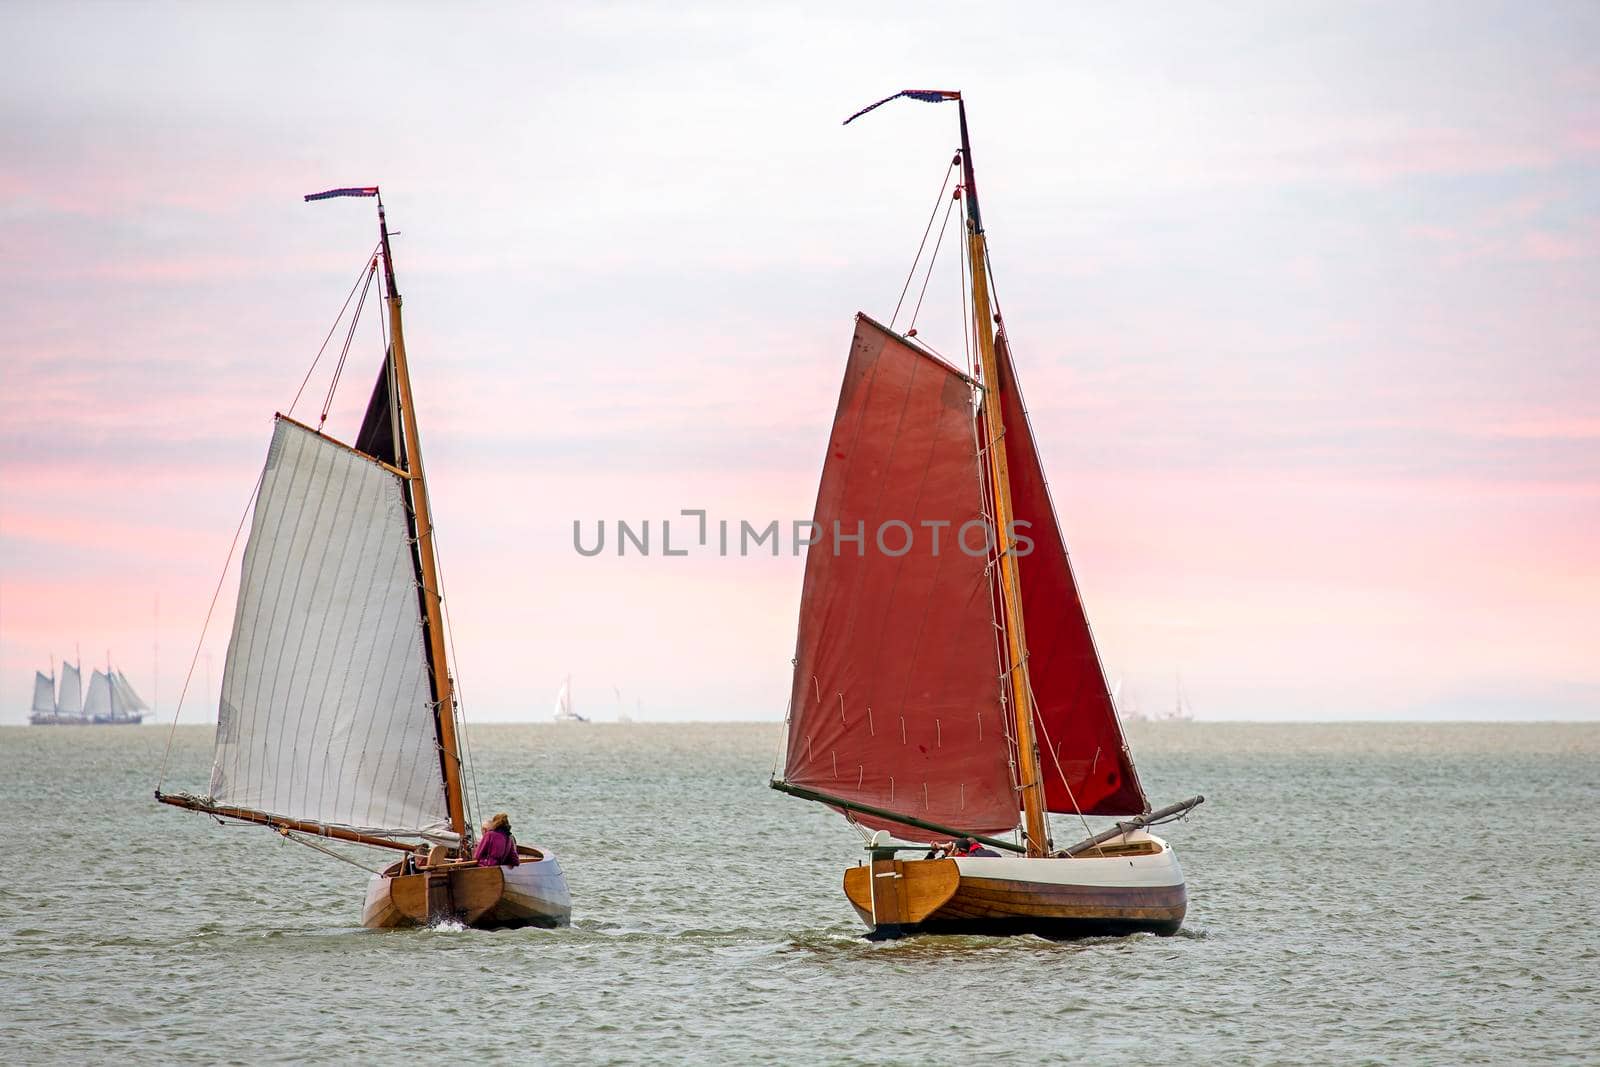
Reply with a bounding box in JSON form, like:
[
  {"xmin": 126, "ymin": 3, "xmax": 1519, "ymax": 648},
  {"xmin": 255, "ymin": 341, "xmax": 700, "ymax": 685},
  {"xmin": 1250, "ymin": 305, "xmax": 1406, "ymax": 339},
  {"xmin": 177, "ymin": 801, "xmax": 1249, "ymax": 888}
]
[{"xmin": 1, "ymin": 1, "xmax": 1596, "ymax": 724}]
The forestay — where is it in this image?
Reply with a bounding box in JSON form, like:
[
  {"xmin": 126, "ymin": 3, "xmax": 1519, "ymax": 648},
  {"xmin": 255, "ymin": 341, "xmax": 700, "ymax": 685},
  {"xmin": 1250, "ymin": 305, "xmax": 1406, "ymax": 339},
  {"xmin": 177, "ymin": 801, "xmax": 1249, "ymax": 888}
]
[{"xmin": 208, "ymin": 417, "xmax": 451, "ymax": 840}]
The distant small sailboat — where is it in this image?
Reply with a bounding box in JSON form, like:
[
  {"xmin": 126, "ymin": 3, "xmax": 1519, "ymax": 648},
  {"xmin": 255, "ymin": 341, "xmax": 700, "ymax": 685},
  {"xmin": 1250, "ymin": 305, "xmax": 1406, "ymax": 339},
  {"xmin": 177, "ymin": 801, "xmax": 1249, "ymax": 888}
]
[
  {"xmin": 30, "ymin": 657, "xmax": 143, "ymax": 725},
  {"xmin": 771, "ymin": 92, "xmax": 1202, "ymax": 939},
  {"xmin": 156, "ymin": 188, "xmax": 570, "ymax": 930},
  {"xmin": 1168, "ymin": 676, "xmax": 1196, "ymax": 722},
  {"xmin": 1121, "ymin": 675, "xmax": 1196, "ymax": 723},
  {"xmin": 554, "ymin": 675, "xmax": 589, "ymax": 723}
]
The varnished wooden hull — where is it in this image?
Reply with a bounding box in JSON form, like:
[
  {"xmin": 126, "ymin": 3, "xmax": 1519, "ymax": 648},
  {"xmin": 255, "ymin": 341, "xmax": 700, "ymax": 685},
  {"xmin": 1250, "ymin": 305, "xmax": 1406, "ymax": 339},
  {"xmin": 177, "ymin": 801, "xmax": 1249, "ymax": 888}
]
[
  {"xmin": 362, "ymin": 845, "xmax": 571, "ymax": 930},
  {"xmin": 842, "ymin": 834, "xmax": 1187, "ymax": 939}
]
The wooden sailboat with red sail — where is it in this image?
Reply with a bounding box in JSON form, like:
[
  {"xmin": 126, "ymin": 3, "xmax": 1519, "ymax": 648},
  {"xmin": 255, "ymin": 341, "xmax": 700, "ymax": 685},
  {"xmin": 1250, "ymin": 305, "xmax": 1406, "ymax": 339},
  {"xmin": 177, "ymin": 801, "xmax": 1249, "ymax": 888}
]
[
  {"xmin": 156, "ymin": 189, "xmax": 570, "ymax": 930},
  {"xmin": 771, "ymin": 92, "xmax": 1203, "ymax": 938}
]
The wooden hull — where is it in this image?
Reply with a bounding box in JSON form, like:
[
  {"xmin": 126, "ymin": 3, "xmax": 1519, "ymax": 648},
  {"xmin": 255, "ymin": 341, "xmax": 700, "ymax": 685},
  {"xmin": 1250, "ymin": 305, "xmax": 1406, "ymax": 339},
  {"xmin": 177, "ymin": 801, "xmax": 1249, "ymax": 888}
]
[
  {"xmin": 842, "ymin": 833, "xmax": 1186, "ymax": 939},
  {"xmin": 362, "ymin": 845, "xmax": 571, "ymax": 930}
]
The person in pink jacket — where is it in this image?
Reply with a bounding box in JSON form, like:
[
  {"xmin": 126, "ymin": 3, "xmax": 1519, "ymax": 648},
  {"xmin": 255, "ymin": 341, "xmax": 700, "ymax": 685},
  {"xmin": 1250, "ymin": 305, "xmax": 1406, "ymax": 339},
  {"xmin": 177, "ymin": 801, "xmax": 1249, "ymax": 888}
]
[{"xmin": 472, "ymin": 811, "xmax": 521, "ymax": 867}]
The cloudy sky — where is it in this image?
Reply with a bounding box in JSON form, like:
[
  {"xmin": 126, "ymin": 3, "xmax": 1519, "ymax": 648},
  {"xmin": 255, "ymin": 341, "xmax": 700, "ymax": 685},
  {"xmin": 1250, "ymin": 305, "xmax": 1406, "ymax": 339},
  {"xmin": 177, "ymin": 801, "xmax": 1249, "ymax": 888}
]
[{"xmin": 2, "ymin": 1, "xmax": 1596, "ymax": 724}]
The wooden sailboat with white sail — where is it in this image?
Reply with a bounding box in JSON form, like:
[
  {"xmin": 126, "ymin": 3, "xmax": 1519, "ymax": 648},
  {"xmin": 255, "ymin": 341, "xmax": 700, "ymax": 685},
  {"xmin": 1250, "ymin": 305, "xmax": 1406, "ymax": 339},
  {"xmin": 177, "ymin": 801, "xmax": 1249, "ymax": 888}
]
[
  {"xmin": 771, "ymin": 92, "xmax": 1202, "ymax": 938},
  {"xmin": 156, "ymin": 188, "xmax": 570, "ymax": 930}
]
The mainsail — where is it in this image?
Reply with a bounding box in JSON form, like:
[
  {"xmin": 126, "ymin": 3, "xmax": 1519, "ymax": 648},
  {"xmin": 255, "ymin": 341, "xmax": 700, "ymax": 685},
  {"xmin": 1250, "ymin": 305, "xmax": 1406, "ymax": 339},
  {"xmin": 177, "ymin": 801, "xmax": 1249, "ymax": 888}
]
[
  {"xmin": 32, "ymin": 671, "xmax": 55, "ymax": 715},
  {"xmin": 985, "ymin": 333, "xmax": 1148, "ymax": 817},
  {"xmin": 83, "ymin": 670, "xmax": 112, "ymax": 718},
  {"xmin": 783, "ymin": 316, "xmax": 1017, "ymax": 839},
  {"xmin": 58, "ymin": 661, "xmax": 82, "ymax": 715},
  {"xmin": 207, "ymin": 417, "xmax": 451, "ymax": 840}
]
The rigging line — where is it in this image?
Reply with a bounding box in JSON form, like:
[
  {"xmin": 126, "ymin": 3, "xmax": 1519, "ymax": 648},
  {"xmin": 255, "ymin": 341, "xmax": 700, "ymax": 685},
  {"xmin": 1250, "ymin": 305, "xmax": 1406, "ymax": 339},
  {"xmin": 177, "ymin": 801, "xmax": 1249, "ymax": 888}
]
[
  {"xmin": 901, "ymin": 332, "xmax": 959, "ymax": 367},
  {"xmin": 771, "ymin": 695, "xmax": 793, "ymax": 781},
  {"xmin": 437, "ymin": 572, "xmax": 482, "ymax": 828},
  {"xmin": 969, "ymin": 376, "xmax": 1023, "ymax": 821},
  {"xmin": 985, "ymin": 476, "xmax": 1061, "ymax": 853},
  {"xmin": 279, "ymin": 829, "xmax": 386, "ymax": 873},
  {"xmin": 319, "ymin": 260, "xmax": 378, "ymax": 430},
  {"xmin": 155, "ymin": 463, "xmax": 268, "ymax": 791},
  {"xmin": 287, "ymin": 245, "xmax": 383, "ymax": 419},
  {"xmin": 890, "ymin": 155, "xmax": 959, "ymax": 330},
  {"xmin": 960, "ymin": 207, "xmax": 972, "ymax": 375},
  {"xmin": 906, "ymin": 191, "xmax": 959, "ymax": 334},
  {"xmin": 413, "ymin": 463, "xmax": 480, "ymax": 828},
  {"xmin": 1028, "ymin": 687, "xmax": 1101, "ymax": 855}
]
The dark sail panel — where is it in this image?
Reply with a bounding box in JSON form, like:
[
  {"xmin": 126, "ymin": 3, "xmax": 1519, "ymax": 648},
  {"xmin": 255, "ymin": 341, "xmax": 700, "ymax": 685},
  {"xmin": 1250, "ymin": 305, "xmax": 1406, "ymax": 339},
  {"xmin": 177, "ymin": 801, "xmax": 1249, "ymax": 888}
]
[
  {"xmin": 353, "ymin": 355, "xmax": 400, "ymax": 467},
  {"xmin": 783, "ymin": 315, "xmax": 1017, "ymax": 841},
  {"xmin": 989, "ymin": 332, "xmax": 1148, "ymax": 816}
]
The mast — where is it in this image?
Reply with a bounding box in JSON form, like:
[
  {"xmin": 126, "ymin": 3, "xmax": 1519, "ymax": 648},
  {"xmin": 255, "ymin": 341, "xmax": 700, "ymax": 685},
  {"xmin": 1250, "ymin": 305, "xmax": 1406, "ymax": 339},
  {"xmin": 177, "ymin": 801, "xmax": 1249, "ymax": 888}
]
[
  {"xmin": 376, "ymin": 194, "xmax": 469, "ymax": 847},
  {"xmin": 959, "ymin": 100, "xmax": 1052, "ymax": 857}
]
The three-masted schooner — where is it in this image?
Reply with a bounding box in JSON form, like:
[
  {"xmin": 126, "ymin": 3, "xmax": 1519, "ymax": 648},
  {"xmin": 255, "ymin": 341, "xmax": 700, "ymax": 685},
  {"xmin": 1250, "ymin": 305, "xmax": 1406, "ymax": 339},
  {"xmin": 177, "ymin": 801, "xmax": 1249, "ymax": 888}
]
[
  {"xmin": 31, "ymin": 658, "xmax": 146, "ymax": 725},
  {"xmin": 157, "ymin": 188, "xmax": 570, "ymax": 930},
  {"xmin": 772, "ymin": 92, "xmax": 1202, "ymax": 938}
]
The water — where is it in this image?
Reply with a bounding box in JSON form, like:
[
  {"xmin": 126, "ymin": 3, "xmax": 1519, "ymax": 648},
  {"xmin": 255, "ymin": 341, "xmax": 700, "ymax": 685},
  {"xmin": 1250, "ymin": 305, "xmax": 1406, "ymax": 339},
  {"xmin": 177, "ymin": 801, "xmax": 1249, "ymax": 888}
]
[{"xmin": 2, "ymin": 722, "xmax": 1596, "ymax": 1064}]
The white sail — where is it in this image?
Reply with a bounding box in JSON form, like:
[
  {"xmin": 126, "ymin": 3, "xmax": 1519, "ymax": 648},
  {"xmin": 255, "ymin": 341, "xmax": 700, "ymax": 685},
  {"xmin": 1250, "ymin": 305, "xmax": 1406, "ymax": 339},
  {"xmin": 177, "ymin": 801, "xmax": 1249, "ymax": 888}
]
[
  {"xmin": 58, "ymin": 661, "xmax": 82, "ymax": 715},
  {"xmin": 112, "ymin": 671, "xmax": 149, "ymax": 713},
  {"xmin": 208, "ymin": 419, "xmax": 451, "ymax": 839},
  {"xmin": 32, "ymin": 671, "xmax": 56, "ymax": 714},
  {"xmin": 84, "ymin": 670, "xmax": 112, "ymax": 717},
  {"xmin": 553, "ymin": 675, "xmax": 587, "ymax": 722}
]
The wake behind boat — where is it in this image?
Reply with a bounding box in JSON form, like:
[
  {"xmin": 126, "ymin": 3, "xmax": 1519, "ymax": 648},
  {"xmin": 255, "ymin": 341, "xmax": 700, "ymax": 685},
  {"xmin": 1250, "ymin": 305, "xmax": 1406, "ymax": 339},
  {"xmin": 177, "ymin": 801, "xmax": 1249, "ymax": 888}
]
[
  {"xmin": 771, "ymin": 91, "xmax": 1202, "ymax": 939},
  {"xmin": 156, "ymin": 188, "xmax": 570, "ymax": 931}
]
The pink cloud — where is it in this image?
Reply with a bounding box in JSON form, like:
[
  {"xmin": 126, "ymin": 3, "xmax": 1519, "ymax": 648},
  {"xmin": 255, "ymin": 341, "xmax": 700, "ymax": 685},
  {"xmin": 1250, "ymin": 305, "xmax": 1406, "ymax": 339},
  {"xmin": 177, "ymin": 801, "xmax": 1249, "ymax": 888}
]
[{"xmin": 1519, "ymin": 230, "xmax": 1593, "ymax": 262}]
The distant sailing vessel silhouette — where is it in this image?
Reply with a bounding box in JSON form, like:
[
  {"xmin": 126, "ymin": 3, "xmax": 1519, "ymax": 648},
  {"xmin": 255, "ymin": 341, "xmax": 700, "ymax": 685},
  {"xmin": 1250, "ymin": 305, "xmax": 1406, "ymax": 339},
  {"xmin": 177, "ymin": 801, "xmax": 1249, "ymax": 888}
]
[
  {"xmin": 771, "ymin": 91, "xmax": 1202, "ymax": 938},
  {"xmin": 31, "ymin": 657, "xmax": 146, "ymax": 725},
  {"xmin": 554, "ymin": 675, "xmax": 589, "ymax": 722},
  {"xmin": 156, "ymin": 188, "xmax": 570, "ymax": 930},
  {"xmin": 1113, "ymin": 676, "xmax": 1196, "ymax": 724},
  {"xmin": 1169, "ymin": 676, "xmax": 1197, "ymax": 722}
]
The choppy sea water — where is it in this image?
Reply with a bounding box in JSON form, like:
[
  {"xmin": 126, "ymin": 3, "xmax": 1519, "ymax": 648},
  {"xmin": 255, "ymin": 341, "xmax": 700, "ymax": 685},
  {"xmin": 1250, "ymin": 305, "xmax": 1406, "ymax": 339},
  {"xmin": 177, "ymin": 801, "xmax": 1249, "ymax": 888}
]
[{"xmin": 1, "ymin": 721, "xmax": 1596, "ymax": 1064}]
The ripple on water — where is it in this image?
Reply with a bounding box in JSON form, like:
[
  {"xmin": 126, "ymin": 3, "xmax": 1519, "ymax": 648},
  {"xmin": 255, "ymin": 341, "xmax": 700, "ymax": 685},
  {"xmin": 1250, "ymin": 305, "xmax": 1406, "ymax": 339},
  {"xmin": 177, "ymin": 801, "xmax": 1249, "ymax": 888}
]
[{"xmin": 1, "ymin": 721, "xmax": 1597, "ymax": 1064}]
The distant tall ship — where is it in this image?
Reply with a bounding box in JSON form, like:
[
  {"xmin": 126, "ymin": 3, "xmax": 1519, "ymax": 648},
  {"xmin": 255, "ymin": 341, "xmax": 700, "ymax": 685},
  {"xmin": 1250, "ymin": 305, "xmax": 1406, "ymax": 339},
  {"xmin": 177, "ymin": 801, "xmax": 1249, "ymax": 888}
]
[{"xmin": 30, "ymin": 657, "xmax": 146, "ymax": 725}]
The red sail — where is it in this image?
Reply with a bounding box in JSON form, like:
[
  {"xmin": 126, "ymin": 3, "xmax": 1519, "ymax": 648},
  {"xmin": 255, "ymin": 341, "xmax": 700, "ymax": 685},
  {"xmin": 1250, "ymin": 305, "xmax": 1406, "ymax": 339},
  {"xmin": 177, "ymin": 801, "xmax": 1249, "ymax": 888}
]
[
  {"xmin": 989, "ymin": 332, "xmax": 1149, "ymax": 816},
  {"xmin": 783, "ymin": 315, "xmax": 1018, "ymax": 840}
]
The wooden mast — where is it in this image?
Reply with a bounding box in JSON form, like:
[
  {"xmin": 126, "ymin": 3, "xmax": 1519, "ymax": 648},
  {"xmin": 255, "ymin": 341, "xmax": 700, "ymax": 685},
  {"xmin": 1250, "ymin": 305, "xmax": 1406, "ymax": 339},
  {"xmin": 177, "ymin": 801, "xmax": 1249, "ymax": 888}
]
[
  {"xmin": 958, "ymin": 100, "xmax": 1052, "ymax": 858},
  {"xmin": 376, "ymin": 194, "xmax": 469, "ymax": 848}
]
